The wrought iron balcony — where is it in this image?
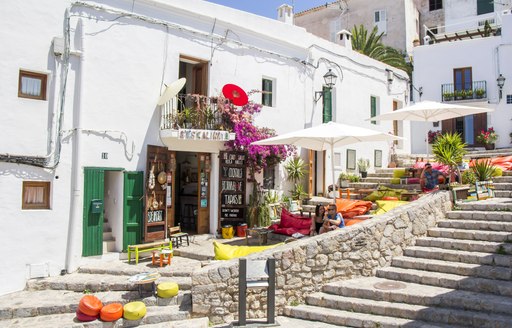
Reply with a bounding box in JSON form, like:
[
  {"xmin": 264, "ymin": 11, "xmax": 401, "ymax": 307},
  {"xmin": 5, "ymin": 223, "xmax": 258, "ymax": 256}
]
[
  {"xmin": 441, "ymin": 80, "xmax": 487, "ymax": 102},
  {"xmin": 160, "ymin": 94, "xmax": 232, "ymax": 131}
]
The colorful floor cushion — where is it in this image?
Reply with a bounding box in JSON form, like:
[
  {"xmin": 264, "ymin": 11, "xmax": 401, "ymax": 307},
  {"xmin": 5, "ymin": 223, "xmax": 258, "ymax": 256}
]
[
  {"xmin": 392, "ymin": 169, "xmax": 407, "ymax": 178},
  {"xmin": 470, "ymin": 156, "xmax": 512, "ymax": 171},
  {"xmin": 213, "ymin": 241, "xmax": 283, "ymax": 260},
  {"xmin": 100, "ymin": 303, "xmax": 123, "ymax": 322},
  {"xmin": 335, "ymin": 198, "xmax": 373, "ymax": 219},
  {"xmin": 157, "ymin": 282, "xmax": 179, "ymax": 298},
  {"xmin": 413, "ymin": 161, "xmax": 450, "ymax": 174},
  {"xmin": 76, "ymin": 309, "xmax": 98, "ymax": 322},
  {"xmin": 268, "ymin": 208, "xmax": 311, "ymax": 236},
  {"xmin": 123, "ymin": 301, "xmax": 147, "ymax": 320},
  {"xmin": 79, "ymin": 295, "xmax": 103, "ymax": 317},
  {"xmin": 373, "ymin": 200, "xmax": 409, "ymax": 215}
]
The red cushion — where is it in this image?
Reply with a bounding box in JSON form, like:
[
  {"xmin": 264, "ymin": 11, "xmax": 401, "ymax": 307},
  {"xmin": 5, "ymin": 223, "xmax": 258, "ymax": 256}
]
[
  {"xmin": 279, "ymin": 210, "xmax": 311, "ymax": 230},
  {"xmin": 79, "ymin": 295, "xmax": 103, "ymax": 317}
]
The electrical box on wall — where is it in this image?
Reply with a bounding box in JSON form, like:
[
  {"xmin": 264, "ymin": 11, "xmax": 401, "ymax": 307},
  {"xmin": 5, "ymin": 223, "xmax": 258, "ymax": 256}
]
[{"xmin": 53, "ymin": 37, "xmax": 64, "ymax": 56}]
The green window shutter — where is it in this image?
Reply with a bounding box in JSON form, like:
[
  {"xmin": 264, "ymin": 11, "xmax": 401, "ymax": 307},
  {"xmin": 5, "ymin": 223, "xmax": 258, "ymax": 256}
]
[
  {"xmin": 322, "ymin": 87, "xmax": 332, "ymax": 123},
  {"xmin": 477, "ymin": 0, "xmax": 493, "ymax": 15},
  {"xmin": 370, "ymin": 96, "xmax": 377, "ymax": 124},
  {"xmin": 262, "ymin": 79, "xmax": 273, "ymax": 107}
]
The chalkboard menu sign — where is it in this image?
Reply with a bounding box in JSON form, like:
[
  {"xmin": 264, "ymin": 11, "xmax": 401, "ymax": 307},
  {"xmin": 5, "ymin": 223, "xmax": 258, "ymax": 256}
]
[{"xmin": 219, "ymin": 151, "xmax": 246, "ymax": 225}]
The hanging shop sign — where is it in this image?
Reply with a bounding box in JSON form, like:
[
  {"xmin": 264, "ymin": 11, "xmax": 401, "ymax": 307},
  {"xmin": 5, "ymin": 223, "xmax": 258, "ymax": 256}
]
[
  {"xmin": 178, "ymin": 129, "xmax": 232, "ymax": 141},
  {"xmin": 219, "ymin": 151, "xmax": 246, "ymax": 225}
]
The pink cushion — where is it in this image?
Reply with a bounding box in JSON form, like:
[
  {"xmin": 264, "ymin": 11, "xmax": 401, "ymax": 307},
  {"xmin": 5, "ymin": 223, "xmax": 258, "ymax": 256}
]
[
  {"xmin": 413, "ymin": 162, "xmax": 450, "ymax": 174},
  {"xmin": 279, "ymin": 209, "xmax": 311, "ymax": 230},
  {"xmin": 406, "ymin": 178, "xmax": 420, "ymax": 184}
]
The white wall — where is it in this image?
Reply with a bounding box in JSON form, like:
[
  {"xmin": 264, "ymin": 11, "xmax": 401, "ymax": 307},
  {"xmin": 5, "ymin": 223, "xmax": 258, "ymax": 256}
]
[{"xmin": 0, "ymin": 0, "xmax": 409, "ymax": 295}]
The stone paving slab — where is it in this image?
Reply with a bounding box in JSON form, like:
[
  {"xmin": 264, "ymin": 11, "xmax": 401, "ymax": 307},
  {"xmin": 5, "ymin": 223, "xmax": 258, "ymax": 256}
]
[
  {"xmin": 377, "ymin": 266, "xmax": 512, "ymax": 296},
  {"xmin": 446, "ymin": 211, "xmax": 512, "ymax": 222},
  {"xmin": 305, "ymin": 293, "xmax": 512, "ymax": 327},
  {"xmin": 0, "ymin": 289, "xmax": 190, "ymax": 320},
  {"xmin": 26, "ymin": 273, "xmax": 192, "ymax": 292},
  {"xmin": 1, "ymin": 305, "xmax": 190, "ymax": 327},
  {"xmin": 323, "ymin": 277, "xmax": 512, "ymax": 316},
  {"xmin": 391, "ymin": 255, "xmax": 512, "ymax": 280},
  {"xmin": 284, "ymin": 304, "xmax": 462, "ymax": 328},
  {"xmin": 403, "ymin": 245, "xmax": 512, "ymax": 267}
]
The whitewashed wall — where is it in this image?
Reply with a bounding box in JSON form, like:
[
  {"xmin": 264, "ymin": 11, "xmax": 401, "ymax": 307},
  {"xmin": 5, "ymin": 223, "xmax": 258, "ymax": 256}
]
[{"xmin": 0, "ymin": 0, "xmax": 409, "ymax": 295}]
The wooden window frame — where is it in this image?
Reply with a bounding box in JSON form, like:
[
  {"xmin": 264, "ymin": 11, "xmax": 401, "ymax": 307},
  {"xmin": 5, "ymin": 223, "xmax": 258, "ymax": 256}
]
[
  {"xmin": 18, "ymin": 70, "xmax": 47, "ymax": 100},
  {"xmin": 22, "ymin": 181, "xmax": 51, "ymax": 210},
  {"xmin": 453, "ymin": 67, "xmax": 472, "ymax": 91}
]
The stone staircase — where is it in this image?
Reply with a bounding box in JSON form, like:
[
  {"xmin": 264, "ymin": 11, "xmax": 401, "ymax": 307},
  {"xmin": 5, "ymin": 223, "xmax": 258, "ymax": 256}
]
[
  {"xmin": 0, "ymin": 257, "xmax": 208, "ymax": 327},
  {"xmin": 102, "ymin": 216, "xmax": 116, "ymax": 254},
  {"xmin": 285, "ymin": 195, "xmax": 512, "ymax": 327}
]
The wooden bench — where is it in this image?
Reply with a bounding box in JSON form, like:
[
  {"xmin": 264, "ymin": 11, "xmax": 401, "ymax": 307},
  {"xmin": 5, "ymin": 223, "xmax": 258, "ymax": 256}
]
[
  {"xmin": 168, "ymin": 225, "xmax": 190, "ymax": 248},
  {"xmin": 127, "ymin": 240, "xmax": 172, "ymax": 264}
]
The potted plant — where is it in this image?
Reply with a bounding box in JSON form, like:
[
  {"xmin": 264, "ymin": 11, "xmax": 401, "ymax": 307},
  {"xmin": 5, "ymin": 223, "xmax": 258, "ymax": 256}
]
[
  {"xmin": 476, "ymin": 127, "xmax": 498, "ymax": 150},
  {"xmin": 455, "ymin": 89, "xmax": 465, "ymax": 100},
  {"xmin": 475, "ymin": 88, "xmax": 485, "ymax": 99},
  {"xmin": 432, "ymin": 132, "xmax": 467, "ymax": 185},
  {"xmin": 357, "ymin": 158, "xmax": 370, "ymax": 178},
  {"xmin": 442, "ymin": 92, "xmax": 454, "ymax": 101},
  {"xmin": 471, "ymin": 158, "xmax": 497, "ymax": 182},
  {"xmin": 284, "ymin": 156, "xmax": 308, "ymax": 200},
  {"xmin": 465, "ymin": 89, "xmax": 474, "ymax": 99},
  {"xmin": 338, "ymin": 172, "xmax": 350, "ymax": 188}
]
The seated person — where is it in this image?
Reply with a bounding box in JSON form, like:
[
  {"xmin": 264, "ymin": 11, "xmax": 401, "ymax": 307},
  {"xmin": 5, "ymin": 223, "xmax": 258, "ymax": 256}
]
[
  {"xmin": 420, "ymin": 163, "xmax": 447, "ymax": 192},
  {"xmin": 310, "ymin": 204, "xmax": 326, "ymax": 236},
  {"xmin": 319, "ymin": 204, "xmax": 345, "ymax": 234}
]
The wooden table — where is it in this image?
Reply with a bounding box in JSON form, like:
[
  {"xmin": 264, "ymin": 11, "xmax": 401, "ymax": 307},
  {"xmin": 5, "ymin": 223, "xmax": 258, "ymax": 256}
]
[{"xmin": 245, "ymin": 228, "xmax": 270, "ymax": 246}]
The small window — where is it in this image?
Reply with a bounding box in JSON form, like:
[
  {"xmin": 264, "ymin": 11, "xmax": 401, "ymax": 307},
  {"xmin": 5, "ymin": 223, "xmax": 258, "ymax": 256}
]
[
  {"xmin": 506, "ymin": 94, "xmax": 512, "ymax": 104},
  {"xmin": 374, "ymin": 150, "xmax": 382, "ymax": 168},
  {"xmin": 370, "ymin": 96, "xmax": 379, "ymax": 125},
  {"xmin": 433, "ymin": 121, "xmax": 440, "ymax": 127},
  {"xmin": 19, "ymin": 70, "xmax": 47, "ymax": 100},
  {"xmin": 263, "ymin": 166, "xmax": 275, "ymax": 190},
  {"xmin": 22, "ymin": 181, "xmax": 51, "ymax": 209},
  {"xmin": 346, "ymin": 149, "xmax": 356, "ymax": 170},
  {"xmin": 477, "ymin": 0, "xmax": 493, "ymax": 15},
  {"xmin": 429, "ymin": 0, "xmax": 442, "ymax": 11},
  {"xmin": 262, "ymin": 78, "xmax": 274, "ymax": 107},
  {"xmin": 374, "ymin": 10, "xmax": 387, "ymax": 34}
]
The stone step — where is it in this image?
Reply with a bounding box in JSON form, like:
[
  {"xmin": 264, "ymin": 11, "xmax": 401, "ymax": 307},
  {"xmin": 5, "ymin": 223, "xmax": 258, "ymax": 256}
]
[
  {"xmin": 415, "ymin": 236, "xmax": 512, "ymax": 254},
  {"xmin": 304, "ymin": 293, "xmax": 511, "ymax": 327},
  {"xmin": 77, "ymin": 258, "xmax": 200, "ymax": 277},
  {"xmin": 427, "ymin": 227, "xmax": 512, "ymax": 242},
  {"xmin": 495, "ymin": 190, "xmax": 512, "ymax": 198},
  {"xmin": 375, "ymin": 168, "xmax": 409, "ymax": 174},
  {"xmin": 446, "ymin": 210, "xmax": 512, "ymax": 222},
  {"xmin": 494, "ymin": 176, "xmax": 512, "ymax": 183},
  {"xmin": 284, "ymin": 304, "xmax": 461, "ymax": 328},
  {"xmin": 0, "ymin": 289, "xmax": 190, "ymax": 320},
  {"xmin": 437, "ymin": 219, "xmax": 512, "ymax": 232},
  {"xmin": 376, "ymin": 266, "xmax": 512, "ymax": 297},
  {"xmin": 367, "ymin": 172, "xmax": 394, "ymax": 178},
  {"xmin": 322, "ymin": 276, "xmax": 512, "ymax": 316},
  {"xmin": 361, "ymin": 177, "xmax": 394, "ymax": 183},
  {"xmin": 392, "ymin": 256, "xmax": 512, "ymax": 280},
  {"xmin": 102, "ymin": 240, "xmax": 116, "ymax": 253},
  {"xmin": 102, "ymin": 231, "xmax": 114, "ymax": 240},
  {"xmin": 493, "ymin": 182, "xmax": 512, "ymax": 190},
  {"xmin": 404, "ymin": 245, "xmax": 512, "ymax": 267},
  {"xmin": 26, "ymin": 273, "xmax": 192, "ymax": 292},
  {"xmin": 0, "ymin": 304, "xmax": 192, "ymax": 328},
  {"xmin": 455, "ymin": 199, "xmax": 512, "ymax": 211}
]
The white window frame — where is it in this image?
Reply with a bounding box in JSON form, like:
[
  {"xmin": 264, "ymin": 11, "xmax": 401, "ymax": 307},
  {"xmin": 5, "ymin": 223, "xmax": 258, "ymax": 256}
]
[{"xmin": 374, "ymin": 10, "xmax": 387, "ymax": 35}]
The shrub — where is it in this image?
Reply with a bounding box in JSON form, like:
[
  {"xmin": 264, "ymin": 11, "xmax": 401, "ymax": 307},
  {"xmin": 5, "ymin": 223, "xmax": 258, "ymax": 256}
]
[
  {"xmin": 471, "ymin": 159, "xmax": 497, "ymax": 181},
  {"xmin": 461, "ymin": 170, "xmax": 477, "ymax": 185}
]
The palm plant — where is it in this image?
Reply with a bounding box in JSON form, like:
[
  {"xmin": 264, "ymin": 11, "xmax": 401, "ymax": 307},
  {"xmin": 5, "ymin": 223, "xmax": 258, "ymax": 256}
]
[
  {"xmin": 471, "ymin": 159, "xmax": 497, "ymax": 182},
  {"xmin": 284, "ymin": 156, "xmax": 308, "ymax": 200},
  {"xmin": 351, "ymin": 25, "xmax": 412, "ymax": 76},
  {"xmin": 432, "ymin": 132, "xmax": 467, "ymax": 182}
]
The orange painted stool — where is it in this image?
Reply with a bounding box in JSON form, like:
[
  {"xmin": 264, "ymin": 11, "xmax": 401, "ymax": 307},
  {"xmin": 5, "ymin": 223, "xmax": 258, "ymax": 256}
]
[{"xmin": 152, "ymin": 249, "xmax": 173, "ymax": 267}]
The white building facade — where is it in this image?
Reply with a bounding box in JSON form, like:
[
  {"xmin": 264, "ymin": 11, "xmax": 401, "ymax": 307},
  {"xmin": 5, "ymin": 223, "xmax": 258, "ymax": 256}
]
[
  {"xmin": 412, "ymin": 7, "xmax": 512, "ymax": 153},
  {"xmin": 0, "ymin": 0, "xmax": 409, "ymax": 295}
]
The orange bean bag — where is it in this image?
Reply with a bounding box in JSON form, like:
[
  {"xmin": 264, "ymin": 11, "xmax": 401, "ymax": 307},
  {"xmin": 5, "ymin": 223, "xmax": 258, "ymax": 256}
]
[
  {"xmin": 335, "ymin": 198, "xmax": 373, "ymax": 219},
  {"xmin": 100, "ymin": 303, "xmax": 123, "ymax": 322},
  {"xmin": 470, "ymin": 156, "xmax": 512, "ymax": 171},
  {"xmin": 382, "ymin": 196, "xmax": 399, "ymax": 201},
  {"xmin": 79, "ymin": 295, "xmax": 103, "ymax": 317},
  {"xmin": 76, "ymin": 309, "xmax": 98, "ymax": 322}
]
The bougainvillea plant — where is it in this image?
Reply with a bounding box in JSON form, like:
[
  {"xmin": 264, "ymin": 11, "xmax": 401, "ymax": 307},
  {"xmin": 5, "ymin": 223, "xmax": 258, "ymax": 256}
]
[
  {"xmin": 218, "ymin": 93, "xmax": 294, "ymax": 178},
  {"xmin": 427, "ymin": 130, "xmax": 442, "ymax": 144}
]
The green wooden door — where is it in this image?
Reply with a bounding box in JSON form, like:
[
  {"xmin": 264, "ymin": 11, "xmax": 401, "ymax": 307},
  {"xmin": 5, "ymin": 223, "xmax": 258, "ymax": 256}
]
[
  {"xmin": 322, "ymin": 87, "xmax": 332, "ymax": 123},
  {"xmin": 123, "ymin": 171, "xmax": 143, "ymax": 250},
  {"xmin": 83, "ymin": 168, "xmax": 104, "ymax": 256}
]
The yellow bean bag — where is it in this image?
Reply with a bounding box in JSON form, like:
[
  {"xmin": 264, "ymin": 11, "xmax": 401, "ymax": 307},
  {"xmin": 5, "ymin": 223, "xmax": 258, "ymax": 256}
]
[
  {"xmin": 373, "ymin": 200, "xmax": 409, "ymax": 215},
  {"xmin": 213, "ymin": 241, "xmax": 283, "ymax": 260},
  {"xmin": 392, "ymin": 169, "xmax": 407, "ymax": 178},
  {"xmin": 123, "ymin": 301, "xmax": 146, "ymax": 320},
  {"xmin": 157, "ymin": 282, "xmax": 179, "ymax": 298}
]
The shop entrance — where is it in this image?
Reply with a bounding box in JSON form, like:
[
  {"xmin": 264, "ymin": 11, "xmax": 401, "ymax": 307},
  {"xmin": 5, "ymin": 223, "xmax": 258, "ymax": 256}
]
[{"xmin": 175, "ymin": 151, "xmax": 211, "ymax": 234}]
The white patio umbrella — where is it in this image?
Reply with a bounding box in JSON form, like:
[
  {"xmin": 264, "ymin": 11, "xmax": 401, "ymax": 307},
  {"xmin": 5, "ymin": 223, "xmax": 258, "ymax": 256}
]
[
  {"xmin": 368, "ymin": 100, "xmax": 494, "ymax": 158},
  {"xmin": 251, "ymin": 121, "xmax": 402, "ymax": 197}
]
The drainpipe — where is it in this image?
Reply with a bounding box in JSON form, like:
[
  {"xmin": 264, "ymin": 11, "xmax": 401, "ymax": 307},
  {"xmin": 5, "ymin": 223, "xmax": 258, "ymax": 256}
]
[{"xmin": 65, "ymin": 17, "xmax": 85, "ymax": 273}]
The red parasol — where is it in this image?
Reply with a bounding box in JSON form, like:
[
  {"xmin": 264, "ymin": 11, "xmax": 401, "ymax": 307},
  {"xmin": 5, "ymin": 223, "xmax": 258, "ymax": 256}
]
[{"xmin": 222, "ymin": 84, "xmax": 248, "ymax": 106}]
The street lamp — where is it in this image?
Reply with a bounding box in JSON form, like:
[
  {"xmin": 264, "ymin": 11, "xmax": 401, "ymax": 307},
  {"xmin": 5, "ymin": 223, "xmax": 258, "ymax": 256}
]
[
  {"xmin": 314, "ymin": 69, "xmax": 338, "ymax": 102},
  {"xmin": 497, "ymin": 74, "xmax": 506, "ymax": 100}
]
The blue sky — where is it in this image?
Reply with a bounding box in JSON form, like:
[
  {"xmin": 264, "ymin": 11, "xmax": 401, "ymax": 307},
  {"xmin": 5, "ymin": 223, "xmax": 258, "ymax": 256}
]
[{"xmin": 206, "ymin": 1, "xmax": 332, "ymax": 19}]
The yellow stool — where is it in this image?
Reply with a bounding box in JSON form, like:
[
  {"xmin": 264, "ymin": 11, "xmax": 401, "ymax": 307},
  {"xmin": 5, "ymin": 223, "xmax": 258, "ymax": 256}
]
[
  {"xmin": 123, "ymin": 301, "xmax": 146, "ymax": 320},
  {"xmin": 157, "ymin": 282, "xmax": 179, "ymax": 298}
]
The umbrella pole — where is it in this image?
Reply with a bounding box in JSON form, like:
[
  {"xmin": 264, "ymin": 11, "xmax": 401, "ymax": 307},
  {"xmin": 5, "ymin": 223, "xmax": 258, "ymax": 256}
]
[
  {"xmin": 331, "ymin": 145, "xmax": 336, "ymax": 200},
  {"xmin": 425, "ymin": 124, "xmax": 429, "ymax": 161}
]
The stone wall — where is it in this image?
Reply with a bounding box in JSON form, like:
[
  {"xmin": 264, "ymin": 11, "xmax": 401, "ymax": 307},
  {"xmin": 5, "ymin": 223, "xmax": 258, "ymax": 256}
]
[{"xmin": 191, "ymin": 192, "xmax": 452, "ymax": 324}]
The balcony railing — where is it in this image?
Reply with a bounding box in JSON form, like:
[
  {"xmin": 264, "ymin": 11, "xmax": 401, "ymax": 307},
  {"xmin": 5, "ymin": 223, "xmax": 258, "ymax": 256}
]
[
  {"xmin": 160, "ymin": 94, "xmax": 232, "ymax": 131},
  {"xmin": 441, "ymin": 80, "xmax": 487, "ymax": 102}
]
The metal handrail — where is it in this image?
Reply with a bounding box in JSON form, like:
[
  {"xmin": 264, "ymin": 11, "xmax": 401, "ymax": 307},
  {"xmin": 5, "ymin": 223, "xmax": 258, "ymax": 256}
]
[{"xmin": 441, "ymin": 80, "xmax": 487, "ymax": 102}]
